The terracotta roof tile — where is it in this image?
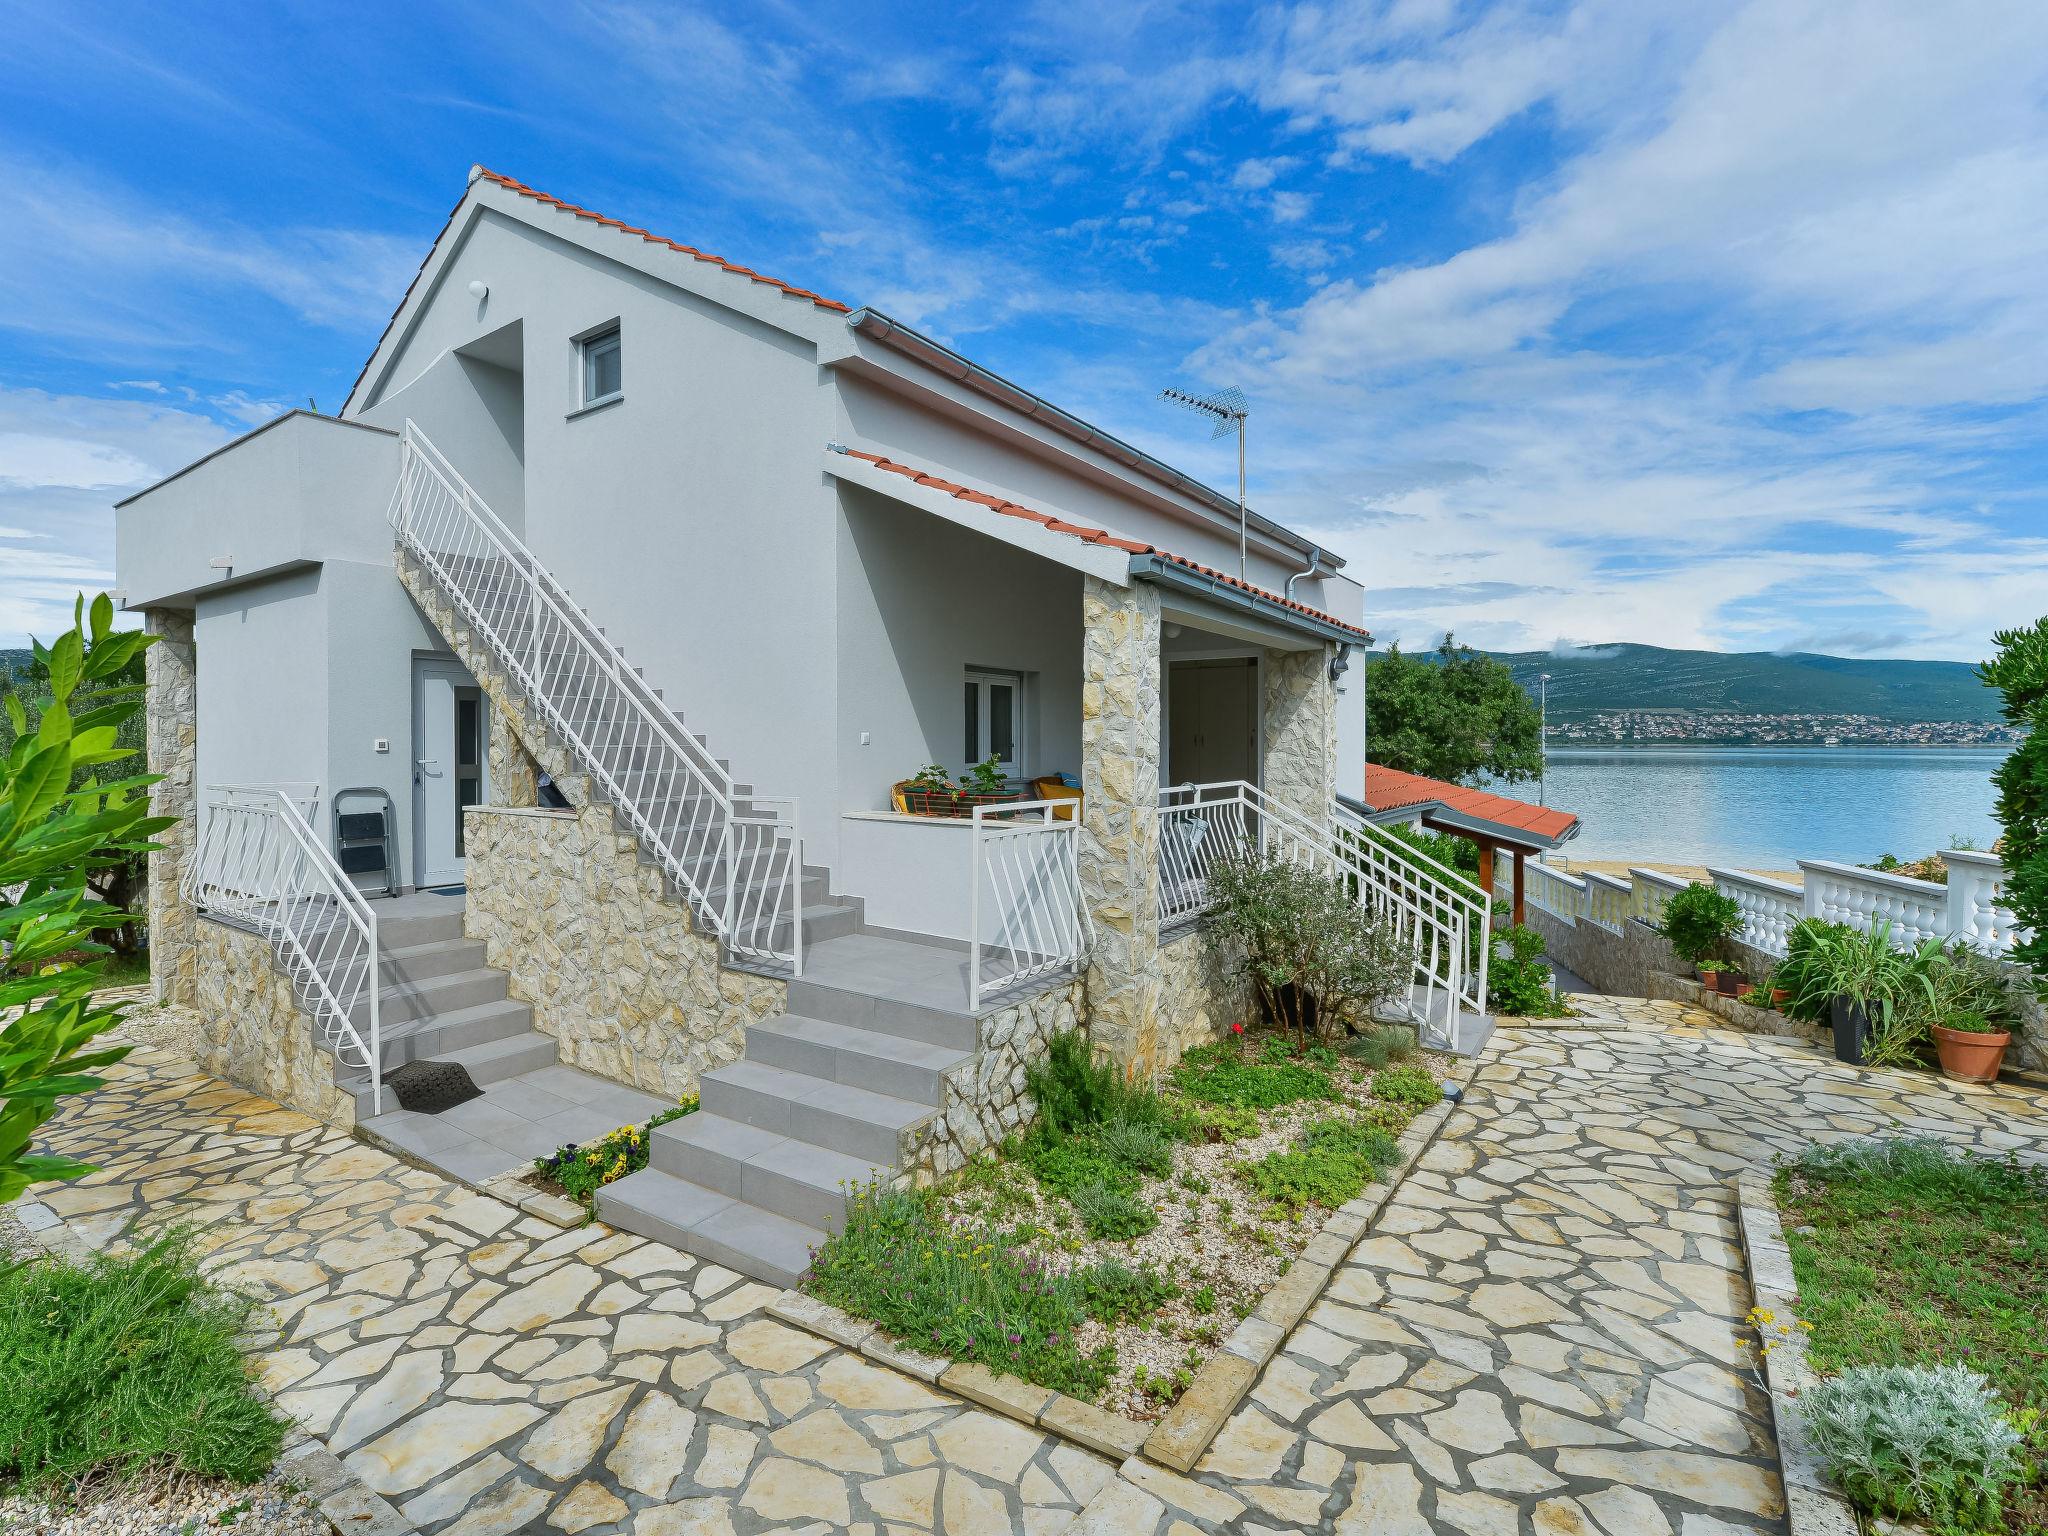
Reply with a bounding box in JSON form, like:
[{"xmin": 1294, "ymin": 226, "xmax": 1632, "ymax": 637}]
[
  {"xmin": 1364, "ymin": 763, "xmax": 1579, "ymax": 847},
  {"xmin": 836, "ymin": 448, "xmax": 1371, "ymax": 640},
  {"xmin": 473, "ymin": 170, "xmax": 850, "ymax": 313}
]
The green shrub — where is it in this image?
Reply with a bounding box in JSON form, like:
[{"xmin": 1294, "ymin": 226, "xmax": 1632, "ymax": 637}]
[
  {"xmin": 1244, "ymin": 1116, "xmax": 1400, "ymax": 1214},
  {"xmin": 1022, "ymin": 1131, "xmax": 1135, "ymax": 1198},
  {"xmin": 1981, "ymin": 617, "xmax": 2048, "ymax": 985},
  {"xmin": 1658, "ymin": 881, "xmax": 1742, "ymax": 965},
  {"xmin": 1095, "ymin": 1115, "xmax": 1175, "ymax": 1178},
  {"xmin": 534, "ymin": 1095, "xmax": 699, "ymax": 1206},
  {"xmin": 1189, "ymin": 1103, "xmax": 1259, "ymax": 1142},
  {"xmin": 1798, "ymin": 1364, "xmax": 2024, "ymax": 1529},
  {"xmin": 1074, "ymin": 1257, "xmax": 1176, "ymax": 1323},
  {"xmin": 808, "ymin": 1183, "xmax": 1119, "ymax": 1397},
  {"xmin": 1345, "ymin": 1024, "xmax": 1417, "ymax": 1067},
  {"xmin": 0, "ymin": 1230, "xmax": 285, "ymax": 1492},
  {"xmin": 1026, "ymin": 1030, "xmax": 1128, "ymax": 1136},
  {"xmin": 1070, "ymin": 1179, "xmax": 1157, "ymax": 1240},
  {"xmin": 1486, "ymin": 924, "xmax": 1569, "ymax": 1017},
  {"xmin": 1371, "ymin": 1063, "xmax": 1441, "ymax": 1108},
  {"xmin": 1172, "ymin": 1041, "xmax": 1338, "ymax": 1110},
  {"xmin": 1203, "ymin": 850, "xmax": 1416, "ymax": 1044}
]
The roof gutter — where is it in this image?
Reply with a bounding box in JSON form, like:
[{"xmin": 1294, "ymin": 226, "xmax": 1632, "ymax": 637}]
[
  {"xmin": 845, "ymin": 308, "xmax": 1343, "ymax": 572},
  {"xmin": 1129, "ymin": 553, "xmax": 1369, "ymax": 647}
]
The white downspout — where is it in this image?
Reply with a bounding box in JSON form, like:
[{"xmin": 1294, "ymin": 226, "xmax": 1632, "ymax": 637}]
[{"xmin": 1284, "ymin": 546, "xmax": 1324, "ymax": 601}]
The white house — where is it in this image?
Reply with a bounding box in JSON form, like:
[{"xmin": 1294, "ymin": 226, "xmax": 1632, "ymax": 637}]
[{"xmin": 118, "ymin": 167, "xmax": 1486, "ymax": 1283}]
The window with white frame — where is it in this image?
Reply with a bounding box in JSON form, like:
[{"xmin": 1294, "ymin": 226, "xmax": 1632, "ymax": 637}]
[
  {"xmin": 964, "ymin": 669, "xmax": 1025, "ymax": 776},
  {"xmin": 580, "ymin": 326, "xmax": 622, "ymax": 407}
]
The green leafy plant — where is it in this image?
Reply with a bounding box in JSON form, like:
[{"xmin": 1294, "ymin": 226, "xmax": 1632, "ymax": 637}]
[
  {"xmin": 1487, "ymin": 923, "xmax": 1570, "ymax": 1017},
  {"xmin": 1, "ymin": 596, "xmax": 170, "ymax": 1204},
  {"xmin": 1376, "ymin": 820, "xmax": 1481, "ymax": 877},
  {"xmin": 1798, "ymin": 1364, "xmax": 2024, "ymax": 1530},
  {"xmin": 0, "ymin": 1228, "xmax": 285, "ymax": 1492},
  {"xmin": 1172, "ymin": 1039, "xmax": 1338, "ymax": 1110},
  {"xmin": 959, "ymin": 755, "xmax": 1009, "ymax": 797},
  {"xmin": 1203, "ymin": 850, "xmax": 1416, "ymax": 1045},
  {"xmin": 1371, "ymin": 1063, "xmax": 1441, "ymax": 1108},
  {"xmin": 1243, "ymin": 1115, "xmax": 1399, "ymax": 1215},
  {"xmin": 1073, "ymin": 1257, "xmax": 1176, "ymax": 1324},
  {"xmin": 905, "ymin": 763, "xmax": 954, "ymax": 794},
  {"xmin": 807, "ymin": 1182, "xmax": 1120, "ymax": 1397},
  {"xmin": 1069, "ymin": 1178, "xmax": 1157, "ymax": 1240},
  {"xmin": 1981, "ymin": 617, "xmax": 2048, "ymax": 986},
  {"xmin": 1658, "ymin": 881, "xmax": 1743, "ymax": 966}
]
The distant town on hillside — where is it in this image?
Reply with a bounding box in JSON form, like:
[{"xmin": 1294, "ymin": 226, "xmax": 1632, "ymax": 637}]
[{"xmin": 1384, "ymin": 641, "xmax": 2020, "ymax": 747}]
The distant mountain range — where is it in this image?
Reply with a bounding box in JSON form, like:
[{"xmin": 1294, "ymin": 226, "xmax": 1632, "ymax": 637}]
[{"xmin": 1474, "ymin": 642, "xmax": 1999, "ymax": 723}]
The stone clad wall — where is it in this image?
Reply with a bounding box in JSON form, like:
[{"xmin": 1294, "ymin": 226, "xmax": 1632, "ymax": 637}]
[
  {"xmin": 1157, "ymin": 926, "xmax": 1250, "ymax": 1065},
  {"xmin": 145, "ymin": 610, "xmax": 199, "ymax": 1006},
  {"xmin": 912, "ymin": 979, "xmax": 1083, "ymax": 1182},
  {"xmin": 1260, "ymin": 643, "xmax": 1336, "ymax": 823},
  {"xmin": 192, "ymin": 919, "xmax": 355, "ymax": 1128},
  {"xmin": 464, "ymin": 805, "xmax": 786, "ymax": 1098},
  {"xmin": 1080, "ymin": 577, "xmax": 1165, "ymax": 1078}
]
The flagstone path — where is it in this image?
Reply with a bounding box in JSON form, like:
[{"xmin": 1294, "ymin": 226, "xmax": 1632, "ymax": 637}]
[{"xmin": 31, "ymin": 1007, "xmax": 2048, "ymax": 1535}]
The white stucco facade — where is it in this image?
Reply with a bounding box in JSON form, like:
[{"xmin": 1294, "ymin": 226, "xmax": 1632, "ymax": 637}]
[{"xmin": 115, "ymin": 167, "xmax": 1368, "ymax": 919}]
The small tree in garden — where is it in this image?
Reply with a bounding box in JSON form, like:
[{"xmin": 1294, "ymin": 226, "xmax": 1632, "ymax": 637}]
[
  {"xmin": 1203, "ymin": 850, "xmax": 1414, "ymax": 1046},
  {"xmin": 0, "ymin": 596, "xmax": 168, "ymax": 1204},
  {"xmin": 1658, "ymin": 881, "xmax": 1742, "ymax": 966},
  {"xmin": 1980, "ymin": 617, "xmax": 2048, "ymax": 985}
]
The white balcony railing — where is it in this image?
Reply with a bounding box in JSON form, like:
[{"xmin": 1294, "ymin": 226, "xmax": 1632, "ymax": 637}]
[
  {"xmin": 970, "ymin": 800, "xmax": 1091, "ymax": 1008},
  {"xmin": 392, "ymin": 423, "xmax": 802, "ymax": 974},
  {"xmin": 187, "ymin": 785, "xmax": 384, "ymax": 1113},
  {"xmin": 1159, "ymin": 782, "xmax": 1491, "ymax": 1049},
  {"xmin": 1707, "ymin": 868, "xmax": 1802, "ymax": 956}
]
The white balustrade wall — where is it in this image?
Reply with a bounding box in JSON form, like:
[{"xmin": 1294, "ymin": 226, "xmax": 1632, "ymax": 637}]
[{"xmin": 1515, "ymin": 850, "xmax": 2024, "ymax": 965}]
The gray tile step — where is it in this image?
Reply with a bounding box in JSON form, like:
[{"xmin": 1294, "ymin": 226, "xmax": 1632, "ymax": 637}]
[
  {"xmin": 744, "ymin": 1015, "xmax": 965, "ymax": 1106},
  {"xmin": 784, "ymin": 978, "xmax": 978, "ymax": 1052},
  {"xmin": 351, "ymin": 966, "xmax": 508, "ymax": 1028},
  {"xmin": 700, "ymin": 1059, "xmax": 932, "ymax": 1165},
  {"xmin": 376, "ymin": 997, "xmax": 537, "ymax": 1065},
  {"xmin": 649, "ymin": 1111, "xmax": 882, "ymax": 1233},
  {"xmin": 596, "ymin": 1168, "xmax": 822, "ymax": 1289},
  {"xmin": 379, "ymin": 908, "xmax": 466, "ymax": 947},
  {"xmin": 380, "ymin": 935, "xmax": 489, "ymax": 985},
  {"xmin": 336, "ymin": 1026, "xmax": 557, "ymax": 1120}
]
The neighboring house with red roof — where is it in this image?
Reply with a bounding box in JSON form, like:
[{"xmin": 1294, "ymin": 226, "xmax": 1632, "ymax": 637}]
[
  {"xmin": 1357, "ymin": 762, "xmax": 1580, "ymax": 925},
  {"xmin": 113, "ymin": 167, "xmax": 1490, "ymax": 1285}
]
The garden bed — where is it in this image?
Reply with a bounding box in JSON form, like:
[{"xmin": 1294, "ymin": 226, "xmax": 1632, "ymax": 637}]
[
  {"xmin": 1755, "ymin": 1139, "xmax": 2048, "ymax": 1535},
  {"xmin": 520, "ymin": 1093, "xmax": 698, "ymax": 1210},
  {"xmin": 804, "ymin": 1023, "xmax": 1457, "ymax": 1424}
]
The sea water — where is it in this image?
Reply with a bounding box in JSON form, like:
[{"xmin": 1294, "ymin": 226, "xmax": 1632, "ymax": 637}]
[{"xmin": 1523, "ymin": 746, "xmax": 2011, "ymax": 869}]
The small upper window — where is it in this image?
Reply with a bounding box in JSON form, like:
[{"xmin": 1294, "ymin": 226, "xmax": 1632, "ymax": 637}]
[{"xmin": 581, "ymin": 327, "xmax": 622, "ymax": 407}]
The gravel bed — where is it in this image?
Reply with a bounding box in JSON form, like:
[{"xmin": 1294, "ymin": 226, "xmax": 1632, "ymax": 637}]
[
  {"xmin": 0, "ymin": 1463, "xmax": 328, "ymax": 1536},
  {"xmin": 105, "ymin": 996, "xmax": 205, "ymax": 1062},
  {"xmin": 934, "ymin": 1037, "xmax": 1453, "ymax": 1420}
]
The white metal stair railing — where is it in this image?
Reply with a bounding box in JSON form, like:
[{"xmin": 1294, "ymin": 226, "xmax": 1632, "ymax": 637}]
[
  {"xmin": 970, "ymin": 800, "xmax": 1092, "ymax": 1008},
  {"xmin": 186, "ymin": 785, "xmax": 384, "ymax": 1113},
  {"xmin": 390, "ymin": 421, "xmax": 802, "ymax": 974},
  {"xmin": 1159, "ymin": 782, "xmax": 1491, "ymax": 1048}
]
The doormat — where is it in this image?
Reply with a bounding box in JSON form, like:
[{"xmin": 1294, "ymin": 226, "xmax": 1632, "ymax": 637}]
[
  {"xmin": 424, "ymin": 885, "xmax": 467, "ymax": 896},
  {"xmin": 386, "ymin": 1059, "xmax": 484, "ymax": 1114}
]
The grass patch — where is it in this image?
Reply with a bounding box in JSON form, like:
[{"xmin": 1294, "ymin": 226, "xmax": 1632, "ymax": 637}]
[
  {"xmin": 808, "ymin": 1183, "xmax": 1171, "ymax": 1398},
  {"xmin": 531, "ymin": 1095, "xmax": 699, "ymax": 1206},
  {"xmin": 1244, "ymin": 1115, "xmax": 1403, "ymax": 1216},
  {"xmin": 1777, "ymin": 1137, "xmax": 2048, "ymax": 1531},
  {"xmin": 0, "ymin": 1230, "xmax": 284, "ymax": 1494}
]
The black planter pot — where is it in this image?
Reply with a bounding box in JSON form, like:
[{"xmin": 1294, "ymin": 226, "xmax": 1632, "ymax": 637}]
[{"xmin": 1830, "ymin": 996, "xmax": 1868, "ymax": 1065}]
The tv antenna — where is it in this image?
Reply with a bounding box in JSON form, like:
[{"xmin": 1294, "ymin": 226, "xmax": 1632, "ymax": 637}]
[{"xmin": 1160, "ymin": 384, "xmax": 1249, "ymax": 580}]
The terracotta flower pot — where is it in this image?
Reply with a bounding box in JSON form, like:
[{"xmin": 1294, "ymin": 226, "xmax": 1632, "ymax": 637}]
[
  {"xmin": 1714, "ymin": 972, "xmax": 1746, "ymax": 997},
  {"xmin": 1695, "ymin": 965, "xmax": 1718, "ymax": 987},
  {"xmin": 1931, "ymin": 1024, "xmax": 2011, "ymax": 1085},
  {"xmin": 1770, "ymin": 988, "xmax": 1790, "ymax": 1008}
]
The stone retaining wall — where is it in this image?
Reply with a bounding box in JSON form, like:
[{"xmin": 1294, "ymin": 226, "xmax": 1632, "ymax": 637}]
[
  {"xmin": 1156, "ymin": 925, "xmax": 1249, "ymax": 1069},
  {"xmin": 145, "ymin": 609, "xmax": 198, "ymax": 1007},
  {"xmin": 1523, "ymin": 907, "xmax": 1777, "ymax": 998},
  {"xmin": 912, "ymin": 978, "xmax": 1084, "ymax": 1182},
  {"xmin": 192, "ymin": 919, "xmax": 355, "ymax": 1128},
  {"xmin": 463, "ymin": 804, "xmax": 786, "ymax": 1099}
]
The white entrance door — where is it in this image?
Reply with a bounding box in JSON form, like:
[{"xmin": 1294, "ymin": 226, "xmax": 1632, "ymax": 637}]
[
  {"xmin": 413, "ymin": 658, "xmax": 486, "ymax": 889},
  {"xmin": 1168, "ymin": 658, "xmax": 1259, "ymax": 786}
]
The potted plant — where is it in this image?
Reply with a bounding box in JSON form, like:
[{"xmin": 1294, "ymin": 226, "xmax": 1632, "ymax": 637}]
[
  {"xmin": 1659, "ymin": 882, "xmax": 1742, "ymax": 984},
  {"xmin": 1791, "ymin": 920, "xmax": 1911, "ymax": 1066},
  {"xmin": 894, "ymin": 763, "xmax": 960, "ymax": 817},
  {"xmin": 1929, "ymin": 1009, "xmax": 2012, "ymax": 1084},
  {"xmin": 957, "ymin": 755, "xmax": 1021, "ymax": 812}
]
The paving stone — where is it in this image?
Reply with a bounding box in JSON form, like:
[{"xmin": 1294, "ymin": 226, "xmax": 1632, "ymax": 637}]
[
  {"xmin": 607, "ymin": 1391, "xmax": 695, "ymax": 1498},
  {"xmin": 737, "ymin": 1456, "xmax": 849, "ymax": 1524}
]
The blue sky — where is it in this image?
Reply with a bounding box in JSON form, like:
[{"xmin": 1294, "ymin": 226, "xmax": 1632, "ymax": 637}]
[{"xmin": 5, "ymin": 0, "xmax": 2047, "ymax": 660}]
